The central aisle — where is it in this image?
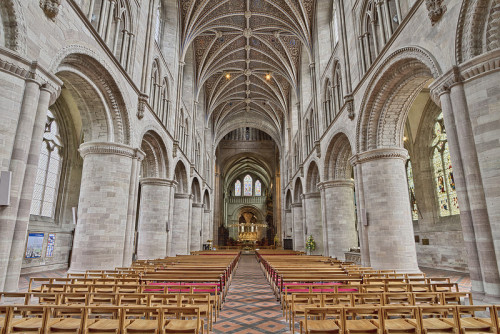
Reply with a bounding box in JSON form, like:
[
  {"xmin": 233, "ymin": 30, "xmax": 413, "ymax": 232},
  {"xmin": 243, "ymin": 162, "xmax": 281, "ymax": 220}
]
[{"xmin": 213, "ymin": 254, "xmax": 289, "ymax": 334}]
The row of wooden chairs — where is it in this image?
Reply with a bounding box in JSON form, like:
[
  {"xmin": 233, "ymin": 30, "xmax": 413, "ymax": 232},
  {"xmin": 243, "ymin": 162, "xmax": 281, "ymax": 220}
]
[
  {"xmin": 297, "ymin": 305, "xmax": 499, "ymax": 334},
  {"xmin": 0, "ymin": 292, "xmax": 215, "ymax": 330},
  {"xmin": 285, "ymin": 292, "xmax": 472, "ymax": 327},
  {"xmin": 0, "ymin": 304, "xmax": 206, "ymax": 334}
]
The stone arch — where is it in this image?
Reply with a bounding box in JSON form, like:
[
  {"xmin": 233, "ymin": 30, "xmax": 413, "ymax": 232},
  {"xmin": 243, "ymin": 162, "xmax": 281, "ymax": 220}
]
[
  {"xmin": 191, "ymin": 177, "xmax": 202, "ymax": 203},
  {"xmin": 140, "ymin": 130, "xmax": 169, "ymax": 179},
  {"xmin": 0, "ymin": 0, "xmax": 26, "ymax": 54},
  {"xmin": 293, "ymin": 177, "xmax": 304, "ymax": 203},
  {"xmin": 305, "ymin": 160, "xmax": 321, "ymax": 193},
  {"xmin": 356, "ymin": 47, "xmax": 442, "ymax": 153},
  {"xmin": 324, "ymin": 132, "xmax": 353, "ymax": 180},
  {"xmin": 456, "ymin": 0, "xmax": 500, "ymax": 63},
  {"xmin": 54, "ymin": 52, "xmax": 131, "ymax": 144},
  {"xmin": 173, "ymin": 160, "xmax": 189, "ymax": 194},
  {"xmin": 230, "ymin": 205, "xmax": 265, "ymax": 224}
]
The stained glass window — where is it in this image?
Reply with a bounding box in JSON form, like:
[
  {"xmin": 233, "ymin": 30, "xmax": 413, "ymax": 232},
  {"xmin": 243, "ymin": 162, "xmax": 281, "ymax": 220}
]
[
  {"xmin": 244, "ymin": 175, "xmax": 252, "ymax": 196},
  {"xmin": 432, "ymin": 112, "xmax": 459, "ymax": 217},
  {"xmin": 255, "ymin": 180, "xmax": 262, "ymax": 196},
  {"xmin": 406, "ymin": 160, "xmax": 419, "ymax": 221},
  {"xmin": 235, "ymin": 180, "xmax": 241, "ymax": 196},
  {"xmin": 30, "ymin": 110, "xmax": 63, "ymax": 218}
]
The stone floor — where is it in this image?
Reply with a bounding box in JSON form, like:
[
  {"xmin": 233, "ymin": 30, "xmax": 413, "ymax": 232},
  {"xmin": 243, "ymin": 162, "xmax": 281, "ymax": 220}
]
[{"xmin": 17, "ymin": 258, "xmax": 474, "ymax": 333}]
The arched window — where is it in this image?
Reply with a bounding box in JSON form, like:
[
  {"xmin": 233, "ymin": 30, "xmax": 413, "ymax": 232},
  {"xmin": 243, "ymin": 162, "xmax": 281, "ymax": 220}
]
[
  {"xmin": 87, "ymin": 0, "xmax": 132, "ymax": 70},
  {"xmin": 331, "ymin": 3, "xmax": 340, "ymax": 45},
  {"xmin": 154, "ymin": 3, "xmax": 162, "ymax": 43},
  {"xmin": 235, "ymin": 180, "xmax": 241, "ymax": 196},
  {"xmin": 150, "ymin": 60, "xmax": 161, "ymax": 112},
  {"xmin": 432, "ymin": 113, "xmax": 459, "ymax": 217},
  {"xmin": 255, "ymin": 180, "xmax": 262, "ymax": 196},
  {"xmin": 324, "ymin": 80, "xmax": 332, "ymax": 126},
  {"xmin": 244, "ymin": 175, "xmax": 252, "ymax": 196},
  {"xmin": 406, "ymin": 160, "xmax": 419, "ymax": 221},
  {"xmin": 160, "ymin": 78, "xmax": 170, "ymax": 126},
  {"xmin": 333, "ymin": 64, "xmax": 343, "ymax": 116},
  {"xmin": 30, "ymin": 110, "xmax": 63, "ymax": 218}
]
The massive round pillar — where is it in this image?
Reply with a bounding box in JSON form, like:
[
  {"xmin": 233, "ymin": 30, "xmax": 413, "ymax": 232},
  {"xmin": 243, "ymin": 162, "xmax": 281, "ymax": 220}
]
[
  {"xmin": 352, "ymin": 148, "xmax": 419, "ymax": 272},
  {"xmin": 292, "ymin": 202, "xmax": 304, "ymax": 251},
  {"xmin": 190, "ymin": 203, "xmax": 203, "ymax": 252},
  {"xmin": 70, "ymin": 142, "xmax": 142, "ymax": 272},
  {"xmin": 171, "ymin": 194, "xmax": 192, "ymax": 255},
  {"xmin": 320, "ymin": 180, "xmax": 358, "ymax": 260},
  {"xmin": 136, "ymin": 178, "xmax": 175, "ymax": 260},
  {"xmin": 303, "ymin": 193, "xmax": 323, "ymax": 255}
]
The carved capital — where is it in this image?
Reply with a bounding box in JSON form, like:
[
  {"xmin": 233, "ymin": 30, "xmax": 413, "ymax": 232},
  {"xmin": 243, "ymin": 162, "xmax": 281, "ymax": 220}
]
[
  {"xmin": 318, "ymin": 179, "xmax": 355, "ymax": 190},
  {"xmin": 40, "ymin": 0, "xmax": 61, "ymax": 21},
  {"xmin": 140, "ymin": 178, "xmax": 177, "ymax": 187},
  {"xmin": 79, "ymin": 142, "xmax": 145, "ymax": 161},
  {"xmin": 350, "ymin": 147, "xmax": 409, "ymax": 166}
]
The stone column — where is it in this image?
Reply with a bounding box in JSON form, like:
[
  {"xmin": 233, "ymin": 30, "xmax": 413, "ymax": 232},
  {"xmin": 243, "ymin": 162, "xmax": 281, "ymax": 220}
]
[
  {"xmin": 171, "ymin": 193, "xmax": 191, "ymax": 255},
  {"xmin": 284, "ymin": 209, "xmax": 292, "ymax": 238},
  {"xmin": 352, "ymin": 148, "xmax": 419, "ymax": 272},
  {"xmin": 292, "ymin": 202, "xmax": 304, "ymax": 251},
  {"xmin": 438, "ymin": 88, "xmax": 485, "ymax": 296},
  {"xmin": 3, "ymin": 85, "xmax": 53, "ymax": 291},
  {"xmin": 190, "ymin": 203, "xmax": 203, "ymax": 252},
  {"xmin": 303, "ymin": 193, "xmax": 324, "ymax": 255},
  {"xmin": 122, "ymin": 149, "xmax": 144, "ymax": 266},
  {"xmin": 70, "ymin": 142, "xmax": 140, "ymax": 272},
  {"xmin": 0, "ymin": 77, "xmax": 41, "ymax": 291},
  {"xmin": 450, "ymin": 80, "xmax": 500, "ymax": 298},
  {"xmin": 136, "ymin": 178, "xmax": 175, "ymax": 260},
  {"xmin": 353, "ymin": 163, "xmax": 370, "ymax": 266},
  {"xmin": 203, "ymin": 209, "xmax": 211, "ymax": 248},
  {"xmin": 320, "ymin": 180, "xmax": 357, "ymax": 260}
]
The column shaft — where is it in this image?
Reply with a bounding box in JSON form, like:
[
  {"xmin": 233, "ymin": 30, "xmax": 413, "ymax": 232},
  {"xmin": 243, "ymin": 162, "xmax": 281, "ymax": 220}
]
[
  {"xmin": 0, "ymin": 79, "xmax": 41, "ymax": 290},
  {"xmin": 292, "ymin": 203, "xmax": 304, "ymax": 251},
  {"xmin": 321, "ymin": 180, "xmax": 358, "ymax": 260},
  {"xmin": 355, "ymin": 148, "xmax": 419, "ymax": 271},
  {"xmin": 70, "ymin": 142, "xmax": 138, "ymax": 272},
  {"xmin": 136, "ymin": 178, "xmax": 174, "ymax": 260},
  {"xmin": 171, "ymin": 193, "xmax": 191, "ymax": 255},
  {"xmin": 303, "ymin": 193, "xmax": 323, "ymax": 255}
]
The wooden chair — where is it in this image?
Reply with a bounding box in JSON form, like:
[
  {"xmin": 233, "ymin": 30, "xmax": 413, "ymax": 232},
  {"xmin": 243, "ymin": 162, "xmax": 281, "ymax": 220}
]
[
  {"xmin": 5, "ymin": 305, "xmax": 58, "ymax": 334},
  {"xmin": 84, "ymin": 306, "xmax": 129, "ymax": 334},
  {"xmin": 163, "ymin": 306, "xmax": 203, "ymax": 334},
  {"xmin": 344, "ymin": 306, "xmax": 382, "ymax": 334},
  {"xmin": 456, "ymin": 305, "xmax": 497, "ymax": 333},
  {"xmin": 381, "ymin": 306, "xmax": 420, "ymax": 334},
  {"xmin": 290, "ymin": 294, "xmax": 323, "ymax": 334},
  {"xmin": 300, "ymin": 307, "xmax": 344, "ymax": 334},
  {"xmin": 418, "ymin": 306, "xmax": 459, "ymax": 334},
  {"xmin": 352, "ymin": 293, "xmax": 382, "ymax": 307},
  {"xmin": 121, "ymin": 306, "xmax": 162, "ymax": 334},
  {"xmin": 45, "ymin": 305, "xmax": 88, "ymax": 334},
  {"xmin": 0, "ymin": 306, "xmax": 10, "ymax": 334},
  {"xmin": 322, "ymin": 293, "xmax": 354, "ymax": 307},
  {"xmin": 180, "ymin": 294, "xmax": 213, "ymax": 331},
  {"xmin": 412, "ymin": 292, "xmax": 442, "ymax": 307}
]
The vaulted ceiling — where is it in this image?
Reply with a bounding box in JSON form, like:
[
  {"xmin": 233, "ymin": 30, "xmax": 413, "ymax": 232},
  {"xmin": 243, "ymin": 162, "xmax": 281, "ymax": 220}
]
[{"xmin": 179, "ymin": 0, "xmax": 316, "ymax": 141}]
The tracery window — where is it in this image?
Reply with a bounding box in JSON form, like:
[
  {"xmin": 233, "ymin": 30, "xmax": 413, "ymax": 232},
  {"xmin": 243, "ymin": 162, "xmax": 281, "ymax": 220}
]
[
  {"xmin": 244, "ymin": 175, "xmax": 252, "ymax": 196},
  {"xmin": 406, "ymin": 160, "xmax": 419, "ymax": 221},
  {"xmin": 30, "ymin": 110, "xmax": 63, "ymax": 218},
  {"xmin": 432, "ymin": 113, "xmax": 459, "ymax": 217},
  {"xmin": 86, "ymin": 0, "xmax": 132, "ymax": 71},
  {"xmin": 255, "ymin": 180, "xmax": 262, "ymax": 196},
  {"xmin": 235, "ymin": 180, "xmax": 241, "ymax": 196}
]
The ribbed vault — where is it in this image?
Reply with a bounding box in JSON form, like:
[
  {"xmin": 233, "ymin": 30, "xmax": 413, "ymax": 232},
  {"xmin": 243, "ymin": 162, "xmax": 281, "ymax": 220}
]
[{"xmin": 179, "ymin": 0, "xmax": 316, "ymax": 142}]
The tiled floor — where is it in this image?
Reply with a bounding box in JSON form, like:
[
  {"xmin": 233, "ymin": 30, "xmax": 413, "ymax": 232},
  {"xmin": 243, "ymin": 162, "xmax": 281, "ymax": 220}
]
[
  {"xmin": 18, "ymin": 268, "xmax": 68, "ymax": 292},
  {"xmin": 420, "ymin": 267, "xmax": 471, "ymax": 292},
  {"xmin": 213, "ymin": 254, "xmax": 289, "ymax": 333}
]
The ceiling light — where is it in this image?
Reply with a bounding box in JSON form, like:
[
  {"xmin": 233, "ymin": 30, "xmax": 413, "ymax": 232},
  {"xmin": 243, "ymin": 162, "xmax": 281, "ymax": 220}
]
[
  {"xmin": 225, "ymin": 72, "xmax": 231, "ymax": 80},
  {"xmin": 403, "ymin": 136, "xmax": 408, "ymax": 142},
  {"xmin": 265, "ymin": 73, "xmax": 271, "ymax": 81}
]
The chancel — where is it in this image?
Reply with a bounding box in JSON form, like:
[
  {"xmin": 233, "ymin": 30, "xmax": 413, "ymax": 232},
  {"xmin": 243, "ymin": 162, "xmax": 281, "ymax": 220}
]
[{"xmin": 0, "ymin": 0, "xmax": 500, "ymax": 333}]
